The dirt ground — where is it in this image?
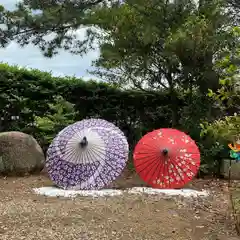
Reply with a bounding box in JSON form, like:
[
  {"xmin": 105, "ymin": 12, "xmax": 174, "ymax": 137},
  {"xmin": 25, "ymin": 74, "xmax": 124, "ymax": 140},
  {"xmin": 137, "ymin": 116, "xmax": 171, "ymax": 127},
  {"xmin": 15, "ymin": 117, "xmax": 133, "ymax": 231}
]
[
  {"xmin": 0, "ymin": 173, "xmax": 239, "ymax": 240},
  {"xmin": 231, "ymin": 181, "xmax": 240, "ymax": 235}
]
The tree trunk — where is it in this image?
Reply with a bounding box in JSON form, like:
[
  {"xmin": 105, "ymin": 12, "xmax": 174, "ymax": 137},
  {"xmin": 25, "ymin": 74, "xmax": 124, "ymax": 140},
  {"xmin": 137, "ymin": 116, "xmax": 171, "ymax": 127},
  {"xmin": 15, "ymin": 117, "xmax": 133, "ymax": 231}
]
[{"xmin": 169, "ymin": 88, "xmax": 179, "ymax": 127}]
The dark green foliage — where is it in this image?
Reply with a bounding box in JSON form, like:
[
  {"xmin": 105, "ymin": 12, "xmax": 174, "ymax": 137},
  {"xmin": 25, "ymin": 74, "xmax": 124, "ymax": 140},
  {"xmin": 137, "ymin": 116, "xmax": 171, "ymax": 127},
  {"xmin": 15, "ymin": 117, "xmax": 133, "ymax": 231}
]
[
  {"xmin": 0, "ymin": 64, "xmax": 57, "ymax": 132},
  {"xmin": 0, "ymin": 0, "xmax": 104, "ymax": 56},
  {"xmin": 0, "ymin": 63, "xmax": 177, "ymax": 152},
  {"xmin": 34, "ymin": 95, "xmax": 78, "ymax": 153},
  {"xmin": 1, "ymin": 0, "xmax": 239, "ymax": 178},
  {"xmin": 0, "ymin": 63, "xmax": 238, "ymax": 175}
]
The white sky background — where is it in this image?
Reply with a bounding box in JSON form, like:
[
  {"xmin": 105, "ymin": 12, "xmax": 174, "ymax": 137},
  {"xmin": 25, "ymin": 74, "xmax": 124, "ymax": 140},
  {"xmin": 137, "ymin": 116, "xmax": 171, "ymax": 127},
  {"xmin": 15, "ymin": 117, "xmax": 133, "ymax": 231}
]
[{"xmin": 0, "ymin": 0, "xmax": 100, "ymax": 79}]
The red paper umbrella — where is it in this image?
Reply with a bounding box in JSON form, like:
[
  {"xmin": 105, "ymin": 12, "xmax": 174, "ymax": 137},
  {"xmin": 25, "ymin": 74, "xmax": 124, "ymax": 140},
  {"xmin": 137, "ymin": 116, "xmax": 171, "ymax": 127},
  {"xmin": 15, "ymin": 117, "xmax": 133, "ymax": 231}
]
[{"xmin": 133, "ymin": 128, "xmax": 200, "ymax": 189}]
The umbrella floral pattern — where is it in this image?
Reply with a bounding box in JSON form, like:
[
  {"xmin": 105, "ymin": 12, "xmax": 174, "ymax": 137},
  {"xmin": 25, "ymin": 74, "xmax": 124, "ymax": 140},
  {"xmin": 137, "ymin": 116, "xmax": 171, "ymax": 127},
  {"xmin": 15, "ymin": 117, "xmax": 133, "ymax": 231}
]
[
  {"xmin": 133, "ymin": 128, "xmax": 200, "ymax": 189},
  {"xmin": 46, "ymin": 119, "xmax": 129, "ymax": 190}
]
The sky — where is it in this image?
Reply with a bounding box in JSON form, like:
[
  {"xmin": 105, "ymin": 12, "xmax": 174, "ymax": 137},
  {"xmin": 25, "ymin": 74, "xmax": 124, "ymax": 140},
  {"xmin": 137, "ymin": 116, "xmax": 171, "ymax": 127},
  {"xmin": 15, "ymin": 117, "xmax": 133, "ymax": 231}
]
[{"xmin": 0, "ymin": 0, "xmax": 100, "ymax": 80}]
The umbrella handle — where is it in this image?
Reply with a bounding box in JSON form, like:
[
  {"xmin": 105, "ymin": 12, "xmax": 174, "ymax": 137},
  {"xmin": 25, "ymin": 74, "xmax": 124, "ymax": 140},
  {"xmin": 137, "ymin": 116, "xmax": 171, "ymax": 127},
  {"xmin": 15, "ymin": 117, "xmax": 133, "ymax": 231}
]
[{"xmin": 80, "ymin": 136, "xmax": 88, "ymax": 148}]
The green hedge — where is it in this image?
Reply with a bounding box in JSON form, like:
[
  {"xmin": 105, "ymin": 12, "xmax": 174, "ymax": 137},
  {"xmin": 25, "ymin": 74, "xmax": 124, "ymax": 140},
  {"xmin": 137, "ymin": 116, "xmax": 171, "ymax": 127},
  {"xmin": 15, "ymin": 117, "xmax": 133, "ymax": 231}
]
[
  {"xmin": 0, "ymin": 63, "xmax": 183, "ymax": 149},
  {"xmin": 0, "ymin": 63, "xmax": 233, "ymax": 176}
]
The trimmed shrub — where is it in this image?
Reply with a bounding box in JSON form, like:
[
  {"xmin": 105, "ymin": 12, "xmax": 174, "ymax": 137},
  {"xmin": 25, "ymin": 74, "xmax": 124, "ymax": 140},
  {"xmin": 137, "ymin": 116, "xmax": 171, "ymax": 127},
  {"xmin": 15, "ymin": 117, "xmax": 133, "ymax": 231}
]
[
  {"xmin": 1, "ymin": 63, "xmax": 238, "ymax": 175},
  {"xmin": 0, "ymin": 63, "xmax": 180, "ymax": 150}
]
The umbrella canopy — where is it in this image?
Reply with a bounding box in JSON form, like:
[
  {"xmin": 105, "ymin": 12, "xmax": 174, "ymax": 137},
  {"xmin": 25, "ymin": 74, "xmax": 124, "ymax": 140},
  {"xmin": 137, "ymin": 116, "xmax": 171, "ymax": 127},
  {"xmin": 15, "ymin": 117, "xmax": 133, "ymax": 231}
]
[
  {"xmin": 133, "ymin": 128, "xmax": 200, "ymax": 189},
  {"xmin": 46, "ymin": 119, "xmax": 129, "ymax": 190}
]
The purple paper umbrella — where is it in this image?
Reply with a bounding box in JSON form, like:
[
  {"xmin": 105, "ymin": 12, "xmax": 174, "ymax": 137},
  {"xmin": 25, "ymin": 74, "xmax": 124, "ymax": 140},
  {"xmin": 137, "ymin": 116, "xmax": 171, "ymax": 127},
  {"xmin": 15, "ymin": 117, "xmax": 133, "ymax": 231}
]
[{"xmin": 46, "ymin": 118, "xmax": 129, "ymax": 190}]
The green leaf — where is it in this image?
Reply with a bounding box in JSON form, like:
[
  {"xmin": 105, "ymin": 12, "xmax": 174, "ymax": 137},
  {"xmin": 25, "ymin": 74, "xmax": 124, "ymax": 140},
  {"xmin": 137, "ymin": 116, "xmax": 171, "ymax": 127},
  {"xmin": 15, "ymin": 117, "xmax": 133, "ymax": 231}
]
[
  {"xmin": 219, "ymin": 79, "xmax": 226, "ymax": 85},
  {"xmin": 207, "ymin": 89, "xmax": 214, "ymax": 97}
]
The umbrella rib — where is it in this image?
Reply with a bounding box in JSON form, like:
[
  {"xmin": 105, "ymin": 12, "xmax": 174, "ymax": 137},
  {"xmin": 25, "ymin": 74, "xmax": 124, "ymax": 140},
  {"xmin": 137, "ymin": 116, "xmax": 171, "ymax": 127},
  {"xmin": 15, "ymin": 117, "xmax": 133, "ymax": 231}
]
[
  {"xmin": 87, "ymin": 147, "xmax": 108, "ymax": 188},
  {"xmin": 89, "ymin": 143, "xmax": 106, "ymax": 162},
  {"xmin": 161, "ymin": 159, "xmax": 167, "ymax": 188},
  {"xmin": 62, "ymin": 132, "xmax": 85, "ymax": 164},
  {"xmin": 146, "ymin": 156, "xmax": 163, "ymax": 186},
  {"xmin": 81, "ymin": 147, "xmax": 87, "ymax": 166},
  {"xmin": 137, "ymin": 134, "xmax": 164, "ymax": 149},
  {"xmin": 87, "ymin": 131, "xmax": 106, "ymax": 160},
  {"xmin": 162, "ymin": 158, "xmax": 167, "ymax": 187},
  {"xmin": 135, "ymin": 154, "xmax": 160, "ymax": 169},
  {"xmin": 84, "ymin": 148, "xmax": 92, "ymax": 165},
  {"xmin": 90, "ymin": 143, "xmax": 106, "ymax": 156},
  {"xmin": 63, "ymin": 144, "xmax": 77, "ymax": 163},
  {"xmin": 136, "ymin": 155, "xmax": 161, "ymax": 175},
  {"xmin": 155, "ymin": 158, "xmax": 165, "ymax": 186},
  {"xmin": 166, "ymin": 158, "xmax": 172, "ymax": 188},
  {"xmin": 137, "ymin": 140, "xmax": 162, "ymax": 152},
  {"xmin": 87, "ymin": 145, "xmax": 109, "ymax": 187},
  {"xmin": 97, "ymin": 138, "xmax": 128, "ymax": 160},
  {"xmin": 96, "ymin": 139, "xmax": 126, "ymax": 174},
  {"xmin": 139, "ymin": 157, "xmax": 161, "ymax": 185},
  {"xmin": 134, "ymin": 152, "xmax": 161, "ymax": 166},
  {"xmin": 81, "ymin": 149, "xmax": 86, "ymax": 165},
  {"xmin": 91, "ymin": 135, "xmax": 128, "ymax": 166},
  {"xmin": 135, "ymin": 151, "xmax": 160, "ymax": 155},
  {"xmin": 75, "ymin": 135, "xmax": 86, "ymax": 165},
  {"xmin": 95, "ymin": 148, "xmax": 122, "ymax": 175},
  {"xmin": 62, "ymin": 144, "xmax": 81, "ymax": 164},
  {"xmin": 75, "ymin": 143, "xmax": 83, "ymax": 165},
  {"xmin": 77, "ymin": 130, "xmax": 108, "ymax": 188},
  {"xmin": 84, "ymin": 148, "xmax": 99, "ymax": 187},
  {"xmin": 90, "ymin": 143, "xmax": 107, "ymax": 162}
]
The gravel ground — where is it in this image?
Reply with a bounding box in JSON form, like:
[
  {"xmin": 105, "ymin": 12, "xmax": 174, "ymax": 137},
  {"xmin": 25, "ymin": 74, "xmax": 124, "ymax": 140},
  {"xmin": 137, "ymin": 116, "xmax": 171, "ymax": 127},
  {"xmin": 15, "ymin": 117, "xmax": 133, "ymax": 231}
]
[
  {"xmin": 0, "ymin": 175, "xmax": 239, "ymax": 240},
  {"xmin": 231, "ymin": 181, "xmax": 240, "ymax": 235}
]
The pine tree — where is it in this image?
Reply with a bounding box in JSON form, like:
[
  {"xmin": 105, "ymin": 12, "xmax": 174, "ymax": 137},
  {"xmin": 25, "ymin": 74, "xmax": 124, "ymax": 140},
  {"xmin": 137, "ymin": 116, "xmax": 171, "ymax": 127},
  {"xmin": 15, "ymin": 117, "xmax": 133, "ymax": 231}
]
[{"xmin": 0, "ymin": 0, "xmax": 105, "ymax": 56}]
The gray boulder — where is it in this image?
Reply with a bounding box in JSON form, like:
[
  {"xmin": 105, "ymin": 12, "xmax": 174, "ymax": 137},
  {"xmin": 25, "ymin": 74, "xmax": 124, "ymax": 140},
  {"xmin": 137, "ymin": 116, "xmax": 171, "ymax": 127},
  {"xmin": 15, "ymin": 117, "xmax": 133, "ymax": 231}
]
[{"xmin": 0, "ymin": 131, "xmax": 45, "ymax": 175}]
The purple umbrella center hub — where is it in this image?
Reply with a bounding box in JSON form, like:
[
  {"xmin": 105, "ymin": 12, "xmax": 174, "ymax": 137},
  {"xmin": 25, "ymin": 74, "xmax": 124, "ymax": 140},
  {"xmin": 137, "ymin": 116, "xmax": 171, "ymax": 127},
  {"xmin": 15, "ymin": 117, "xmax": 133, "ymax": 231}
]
[{"xmin": 80, "ymin": 136, "xmax": 88, "ymax": 148}]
